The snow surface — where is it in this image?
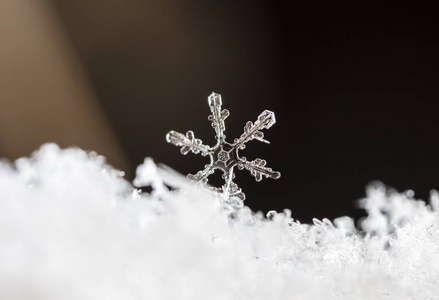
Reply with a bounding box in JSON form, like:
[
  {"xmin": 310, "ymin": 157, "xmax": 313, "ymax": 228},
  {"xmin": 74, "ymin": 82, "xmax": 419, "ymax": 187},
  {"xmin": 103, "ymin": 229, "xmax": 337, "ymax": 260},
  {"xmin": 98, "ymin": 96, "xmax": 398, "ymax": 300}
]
[{"xmin": 0, "ymin": 144, "xmax": 438, "ymax": 299}]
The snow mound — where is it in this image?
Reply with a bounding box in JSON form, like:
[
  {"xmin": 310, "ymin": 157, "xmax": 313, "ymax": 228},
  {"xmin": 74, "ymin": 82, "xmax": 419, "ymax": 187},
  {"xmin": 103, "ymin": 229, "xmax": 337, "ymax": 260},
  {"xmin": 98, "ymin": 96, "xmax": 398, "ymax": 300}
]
[{"xmin": 0, "ymin": 144, "xmax": 438, "ymax": 299}]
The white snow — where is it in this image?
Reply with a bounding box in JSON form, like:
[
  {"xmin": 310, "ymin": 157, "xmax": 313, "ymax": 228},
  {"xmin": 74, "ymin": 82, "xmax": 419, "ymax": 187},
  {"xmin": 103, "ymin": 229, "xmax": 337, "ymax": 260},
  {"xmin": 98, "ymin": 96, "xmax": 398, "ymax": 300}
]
[{"xmin": 0, "ymin": 144, "xmax": 438, "ymax": 299}]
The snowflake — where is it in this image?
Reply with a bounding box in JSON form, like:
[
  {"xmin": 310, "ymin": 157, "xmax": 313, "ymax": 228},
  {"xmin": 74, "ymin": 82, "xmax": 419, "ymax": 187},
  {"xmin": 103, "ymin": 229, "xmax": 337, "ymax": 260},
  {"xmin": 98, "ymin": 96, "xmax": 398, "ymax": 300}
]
[{"xmin": 166, "ymin": 92, "xmax": 281, "ymax": 201}]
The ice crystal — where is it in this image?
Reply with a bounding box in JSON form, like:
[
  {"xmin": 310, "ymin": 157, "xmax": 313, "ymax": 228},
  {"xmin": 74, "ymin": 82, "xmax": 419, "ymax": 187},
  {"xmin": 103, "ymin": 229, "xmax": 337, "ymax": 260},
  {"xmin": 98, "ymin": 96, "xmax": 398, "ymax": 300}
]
[{"xmin": 166, "ymin": 92, "xmax": 280, "ymax": 201}]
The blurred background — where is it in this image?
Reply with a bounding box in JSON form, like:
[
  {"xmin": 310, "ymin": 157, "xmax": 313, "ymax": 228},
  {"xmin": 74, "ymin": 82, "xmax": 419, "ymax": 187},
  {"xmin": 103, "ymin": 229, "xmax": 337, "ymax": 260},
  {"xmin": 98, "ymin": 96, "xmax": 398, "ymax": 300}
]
[{"xmin": 1, "ymin": 0, "xmax": 438, "ymax": 222}]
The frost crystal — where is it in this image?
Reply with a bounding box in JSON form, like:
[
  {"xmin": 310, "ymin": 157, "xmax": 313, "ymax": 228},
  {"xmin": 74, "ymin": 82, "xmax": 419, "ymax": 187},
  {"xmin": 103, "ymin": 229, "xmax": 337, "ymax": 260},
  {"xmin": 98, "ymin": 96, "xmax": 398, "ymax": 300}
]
[{"xmin": 166, "ymin": 92, "xmax": 281, "ymax": 201}]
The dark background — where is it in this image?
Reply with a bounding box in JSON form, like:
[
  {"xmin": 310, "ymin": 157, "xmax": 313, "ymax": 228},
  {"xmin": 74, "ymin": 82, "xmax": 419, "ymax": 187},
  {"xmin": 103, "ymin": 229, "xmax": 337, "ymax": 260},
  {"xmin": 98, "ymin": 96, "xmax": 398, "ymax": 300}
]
[{"xmin": 51, "ymin": 0, "xmax": 439, "ymax": 223}]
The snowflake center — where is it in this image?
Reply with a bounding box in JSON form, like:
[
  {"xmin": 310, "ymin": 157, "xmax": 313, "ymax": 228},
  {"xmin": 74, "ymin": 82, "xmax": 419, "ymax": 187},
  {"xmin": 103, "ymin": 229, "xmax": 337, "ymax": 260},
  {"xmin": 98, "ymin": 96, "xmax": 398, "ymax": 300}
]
[{"xmin": 217, "ymin": 150, "xmax": 230, "ymax": 162}]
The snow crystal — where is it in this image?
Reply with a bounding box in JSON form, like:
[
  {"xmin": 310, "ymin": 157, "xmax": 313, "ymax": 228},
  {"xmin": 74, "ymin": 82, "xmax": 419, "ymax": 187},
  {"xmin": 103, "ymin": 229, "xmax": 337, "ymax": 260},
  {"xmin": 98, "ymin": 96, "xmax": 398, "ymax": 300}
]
[
  {"xmin": 166, "ymin": 92, "xmax": 280, "ymax": 201},
  {"xmin": 0, "ymin": 144, "xmax": 438, "ymax": 299}
]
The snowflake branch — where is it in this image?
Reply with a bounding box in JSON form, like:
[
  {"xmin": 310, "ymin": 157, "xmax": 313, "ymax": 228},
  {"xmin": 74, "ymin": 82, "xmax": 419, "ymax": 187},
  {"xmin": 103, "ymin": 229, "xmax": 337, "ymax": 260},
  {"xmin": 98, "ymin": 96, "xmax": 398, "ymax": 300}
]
[
  {"xmin": 222, "ymin": 178, "xmax": 246, "ymax": 201},
  {"xmin": 187, "ymin": 164, "xmax": 215, "ymax": 184},
  {"xmin": 238, "ymin": 157, "xmax": 281, "ymax": 182},
  {"xmin": 234, "ymin": 110, "xmax": 276, "ymax": 147},
  {"xmin": 208, "ymin": 92, "xmax": 230, "ymax": 141},
  {"xmin": 166, "ymin": 130, "xmax": 210, "ymax": 156}
]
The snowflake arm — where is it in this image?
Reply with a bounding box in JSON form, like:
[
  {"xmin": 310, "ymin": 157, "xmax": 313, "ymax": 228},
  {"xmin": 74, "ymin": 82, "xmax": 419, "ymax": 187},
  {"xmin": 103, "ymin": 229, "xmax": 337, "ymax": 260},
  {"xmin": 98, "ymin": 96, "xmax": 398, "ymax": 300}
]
[
  {"xmin": 233, "ymin": 110, "xmax": 276, "ymax": 147},
  {"xmin": 238, "ymin": 157, "xmax": 281, "ymax": 182},
  {"xmin": 166, "ymin": 130, "xmax": 210, "ymax": 156},
  {"xmin": 207, "ymin": 93, "xmax": 230, "ymax": 142},
  {"xmin": 222, "ymin": 179, "xmax": 246, "ymax": 201},
  {"xmin": 187, "ymin": 164, "xmax": 215, "ymax": 184}
]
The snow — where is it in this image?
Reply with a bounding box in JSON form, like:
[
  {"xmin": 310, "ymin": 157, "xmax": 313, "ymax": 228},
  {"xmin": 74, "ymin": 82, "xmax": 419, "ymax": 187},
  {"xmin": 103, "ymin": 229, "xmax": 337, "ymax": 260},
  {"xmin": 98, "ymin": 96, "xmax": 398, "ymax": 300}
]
[{"xmin": 0, "ymin": 144, "xmax": 438, "ymax": 299}]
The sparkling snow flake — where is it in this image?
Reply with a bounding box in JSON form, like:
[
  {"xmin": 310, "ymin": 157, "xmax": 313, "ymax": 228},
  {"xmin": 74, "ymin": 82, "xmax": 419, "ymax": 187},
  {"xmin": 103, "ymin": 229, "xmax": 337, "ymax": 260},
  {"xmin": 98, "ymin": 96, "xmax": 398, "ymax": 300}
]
[{"xmin": 166, "ymin": 92, "xmax": 280, "ymax": 201}]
